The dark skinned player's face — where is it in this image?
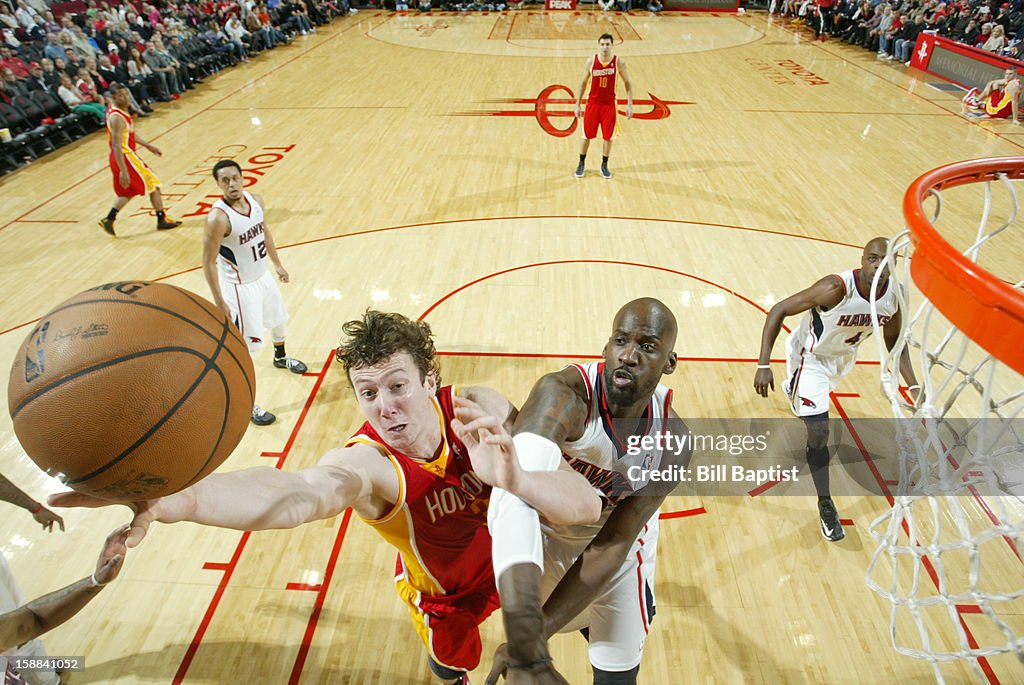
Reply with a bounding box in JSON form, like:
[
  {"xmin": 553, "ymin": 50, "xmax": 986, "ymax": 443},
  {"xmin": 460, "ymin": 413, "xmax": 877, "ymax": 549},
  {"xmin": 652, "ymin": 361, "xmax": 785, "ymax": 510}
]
[
  {"xmin": 861, "ymin": 240, "xmax": 889, "ymax": 286},
  {"xmin": 602, "ymin": 309, "xmax": 676, "ymax": 409}
]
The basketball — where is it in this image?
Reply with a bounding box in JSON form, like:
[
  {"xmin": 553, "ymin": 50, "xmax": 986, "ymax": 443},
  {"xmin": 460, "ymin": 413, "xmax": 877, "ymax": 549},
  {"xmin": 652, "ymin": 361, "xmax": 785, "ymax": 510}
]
[{"xmin": 7, "ymin": 281, "xmax": 256, "ymax": 502}]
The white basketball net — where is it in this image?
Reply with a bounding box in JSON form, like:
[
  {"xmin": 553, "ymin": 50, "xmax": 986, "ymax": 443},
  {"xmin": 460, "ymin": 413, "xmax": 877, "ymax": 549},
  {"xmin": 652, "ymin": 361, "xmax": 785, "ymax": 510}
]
[{"xmin": 866, "ymin": 171, "xmax": 1024, "ymax": 683}]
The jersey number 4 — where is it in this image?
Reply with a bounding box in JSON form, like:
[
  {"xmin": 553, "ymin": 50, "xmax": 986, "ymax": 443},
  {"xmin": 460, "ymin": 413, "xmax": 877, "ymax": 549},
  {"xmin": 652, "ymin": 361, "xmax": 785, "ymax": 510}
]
[
  {"xmin": 844, "ymin": 331, "xmax": 865, "ymax": 345},
  {"xmin": 250, "ymin": 240, "xmax": 267, "ymax": 261}
]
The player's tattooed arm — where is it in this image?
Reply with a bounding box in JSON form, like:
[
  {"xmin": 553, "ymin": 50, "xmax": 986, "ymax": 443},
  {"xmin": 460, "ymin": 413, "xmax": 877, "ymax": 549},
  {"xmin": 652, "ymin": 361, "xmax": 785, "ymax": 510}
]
[{"xmin": 754, "ymin": 274, "xmax": 845, "ymax": 397}]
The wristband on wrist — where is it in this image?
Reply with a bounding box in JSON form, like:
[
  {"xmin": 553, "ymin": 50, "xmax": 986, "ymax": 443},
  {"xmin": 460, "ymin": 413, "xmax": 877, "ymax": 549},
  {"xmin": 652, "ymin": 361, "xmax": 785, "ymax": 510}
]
[
  {"xmin": 29, "ymin": 502, "xmax": 43, "ymax": 514},
  {"xmin": 90, "ymin": 572, "xmax": 106, "ymax": 587},
  {"xmin": 509, "ymin": 656, "xmax": 553, "ymax": 670},
  {"xmin": 756, "ymin": 364, "xmax": 771, "ymax": 369}
]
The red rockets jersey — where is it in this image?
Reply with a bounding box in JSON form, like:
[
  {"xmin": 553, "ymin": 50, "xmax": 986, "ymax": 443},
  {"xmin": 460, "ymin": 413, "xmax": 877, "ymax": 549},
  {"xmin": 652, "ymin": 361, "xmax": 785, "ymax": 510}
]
[
  {"xmin": 346, "ymin": 386, "xmax": 495, "ymax": 597},
  {"xmin": 588, "ymin": 54, "xmax": 617, "ymax": 104}
]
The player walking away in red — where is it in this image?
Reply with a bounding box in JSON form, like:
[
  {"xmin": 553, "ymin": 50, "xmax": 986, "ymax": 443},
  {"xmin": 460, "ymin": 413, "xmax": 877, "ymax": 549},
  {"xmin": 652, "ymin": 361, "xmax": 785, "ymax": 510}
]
[
  {"xmin": 98, "ymin": 84, "xmax": 182, "ymax": 237},
  {"xmin": 478, "ymin": 298, "xmax": 687, "ymax": 685},
  {"xmin": 753, "ymin": 238, "xmax": 919, "ymax": 542},
  {"xmin": 50, "ymin": 311, "xmax": 600, "ymax": 685},
  {"xmin": 574, "ymin": 33, "xmax": 633, "ymax": 180},
  {"xmin": 962, "ymin": 66, "xmax": 1022, "ymax": 125}
]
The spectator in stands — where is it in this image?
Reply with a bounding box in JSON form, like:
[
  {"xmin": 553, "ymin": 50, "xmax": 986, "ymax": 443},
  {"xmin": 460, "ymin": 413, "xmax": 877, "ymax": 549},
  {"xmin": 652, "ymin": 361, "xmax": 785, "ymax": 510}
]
[
  {"xmin": 44, "ymin": 32, "xmax": 69, "ymax": 63},
  {"xmin": 223, "ymin": 16, "xmax": 251, "ymax": 59},
  {"xmin": 127, "ymin": 45, "xmax": 170, "ymax": 101},
  {"xmin": 39, "ymin": 10, "xmax": 60, "ymax": 35},
  {"xmin": 25, "ymin": 61, "xmax": 49, "ymax": 92},
  {"xmin": 0, "ymin": 6, "xmax": 20, "ymax": 34},
  {"xmin": 71, "ymin": 26, "xmax": 100, "ymax": 61},
  {"xmin": 167, "ymin": 35, "xmax": 205, "ymax": 83},
  {"xmin": 0, "ymin": 45, "xmax": 29, "ymax": 79},
  {"xmin": 983, "ymin": 21, "xmax": 1007, "ymax": 50},
  {"xmin": 39, "ymin": 57, "xmax": 60, "ymax": 88},
  {"xmin": 57, "ymin": 71, "xmax": 106, "ymax": 124},
  {"xmin": 867, "ymin": 4, "xmax": 893, "ymax": 50},
  {"xmin": 0, "ymin": 78, "xmax": 11, "ymax": 105},
  {"xmin": 143, "ymin": 39, "xmax": 183, "ymax": 98},
  {"xmin": 975, "ymin": 20, "xmax": 993, "ymax": 46},
  {"xmin": 892, "ymin": 11, "xmax": 925, "ymax": 63},
  {"xmin": 1, "ymin": 67, "xmax": 27, "ymax": 97},
  {"xmin": 878, "ymin": 6, "xmax": 900, "ymax": 55}
]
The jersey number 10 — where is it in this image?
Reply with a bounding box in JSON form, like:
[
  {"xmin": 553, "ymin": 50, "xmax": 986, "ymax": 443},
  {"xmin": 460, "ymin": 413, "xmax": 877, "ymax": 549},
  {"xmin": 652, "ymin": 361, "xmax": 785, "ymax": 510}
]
[{"xmin": 250, "ymin": 240, "xmax": 267, "ymax": 261}]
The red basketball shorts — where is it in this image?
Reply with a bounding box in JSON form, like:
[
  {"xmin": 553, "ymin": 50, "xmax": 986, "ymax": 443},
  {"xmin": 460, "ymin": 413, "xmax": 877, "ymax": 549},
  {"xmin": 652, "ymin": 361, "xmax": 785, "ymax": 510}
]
[{"xmin": 583, "ymin": 100, "xmax": 617, "ymax": 141}]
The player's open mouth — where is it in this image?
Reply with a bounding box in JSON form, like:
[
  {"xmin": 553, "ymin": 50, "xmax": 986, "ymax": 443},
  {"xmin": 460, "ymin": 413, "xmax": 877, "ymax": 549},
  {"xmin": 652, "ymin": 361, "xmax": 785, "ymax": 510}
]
[
  {"xmin": 612, "ymin": 369, "xmax": 634, "ymax": 386},
  {"xmin": 388, "ymin": 424, "xmax": 408, "ymax": 433}
]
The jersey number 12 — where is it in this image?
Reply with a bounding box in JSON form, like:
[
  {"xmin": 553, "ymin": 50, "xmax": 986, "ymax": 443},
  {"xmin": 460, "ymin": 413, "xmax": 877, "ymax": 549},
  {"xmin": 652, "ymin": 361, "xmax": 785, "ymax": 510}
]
[{"xmin": 250, "ymin": 240, "xmax": 267, "ymax": 261}]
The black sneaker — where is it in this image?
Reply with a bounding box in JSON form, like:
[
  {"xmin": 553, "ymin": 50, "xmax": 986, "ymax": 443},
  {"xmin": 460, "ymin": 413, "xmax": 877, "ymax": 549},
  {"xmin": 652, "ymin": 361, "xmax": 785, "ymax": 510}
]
[
  {"xmin": 99, "ymin": 217, "xmax": 116, "ymax": 236},
  {"xmin": 574, "ymin": 162, "xmax": 585, "ymax": 178},
  {"xmin": 273, "ymin": 356, "xmax": 308, "ymax": 374},
  {"xmin": 157, "ymin": 216, "xmax": 183, "ymax": 230},
  {"xmin": 818, "ymin": 498, "xmax": 845, "ymax": 541},
  {"xmin": 251, "ymin": 405, "xmax": 276, "ymax": 425},
  {"xmin": 600, "ymin": 165, "xmax": 612, "ymax": 179}
]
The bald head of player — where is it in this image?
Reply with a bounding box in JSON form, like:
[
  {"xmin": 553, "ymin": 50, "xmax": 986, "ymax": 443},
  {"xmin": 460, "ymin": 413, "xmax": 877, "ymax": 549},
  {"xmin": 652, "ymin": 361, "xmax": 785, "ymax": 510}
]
[
  {"xmin": 602, "ymin": 297, "xmax": 678, "ymax": 411},
  {"xmin": 859, "ymin": 237, "xmax": 890, "ymax": 293}
]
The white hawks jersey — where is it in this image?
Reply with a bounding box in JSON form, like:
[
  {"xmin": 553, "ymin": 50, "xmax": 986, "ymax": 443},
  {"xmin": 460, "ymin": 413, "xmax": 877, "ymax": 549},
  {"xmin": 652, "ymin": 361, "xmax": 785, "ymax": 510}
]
[
  {"xmin": 541, "ymin": 361, "xmax": 672, "ymax": 544},
  {"xmin": 213, "ymin": 191, "xmax": 269, "ymax": 285},
  {"xmin": 786, "ymin": 268, "xmax": 899, "ymax": 377}
]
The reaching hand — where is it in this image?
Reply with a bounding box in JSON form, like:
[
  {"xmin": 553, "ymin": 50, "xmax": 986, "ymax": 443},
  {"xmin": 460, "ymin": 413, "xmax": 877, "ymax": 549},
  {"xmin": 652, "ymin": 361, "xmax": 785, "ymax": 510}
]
[
  {"xmin": 753, "ymin": 367, "xmax": 775, "ymax": 398},
  {"xmin": 485, "ymin": 644, "xmax": 570, "ymax": 685},
  {"xmin": 146, "ymin": 143, "xmax": 163, "ymax": 156},
  {"xmin": 451, "ymin": 395, "xmax": 522, "ymax": 493},
  {"xmin": 93, "ymin": 525, "xmax": 130, "ymax": 585},
  {"xmin": 33, "ymin": 506, "xmax": 65, "ymax": 532},
  {"xmin": 48, "ymin": 489, "xmax": 195, "ymax": 548}
]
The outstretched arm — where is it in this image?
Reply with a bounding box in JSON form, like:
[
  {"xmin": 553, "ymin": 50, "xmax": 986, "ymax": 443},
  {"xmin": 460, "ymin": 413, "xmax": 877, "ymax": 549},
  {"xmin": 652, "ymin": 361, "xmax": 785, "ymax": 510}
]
[
  {"xmin": 49, "ymin": 446, "xmax": 384, "ymax": 547},
  {"xmin": 754, "ymin": 274, "xmax": 846, "ymax": 397},
  {"xmin": 0, "ymin": 526, "xmax": 128, "ymax": 652}
]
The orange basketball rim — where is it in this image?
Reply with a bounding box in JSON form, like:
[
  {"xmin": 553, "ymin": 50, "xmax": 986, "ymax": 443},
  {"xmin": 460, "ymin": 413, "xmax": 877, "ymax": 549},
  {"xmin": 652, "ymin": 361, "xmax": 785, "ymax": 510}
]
[{"xmin": 903, "ymin": 157, "xmax": 1024, "ymax": 377}]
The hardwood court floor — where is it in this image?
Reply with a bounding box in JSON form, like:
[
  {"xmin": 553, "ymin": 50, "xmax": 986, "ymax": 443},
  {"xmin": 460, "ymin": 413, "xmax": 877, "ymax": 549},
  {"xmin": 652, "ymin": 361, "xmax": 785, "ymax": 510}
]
[{"xmin": 0, "ymin": 9, "xmax": 1021, "ymax": 684}]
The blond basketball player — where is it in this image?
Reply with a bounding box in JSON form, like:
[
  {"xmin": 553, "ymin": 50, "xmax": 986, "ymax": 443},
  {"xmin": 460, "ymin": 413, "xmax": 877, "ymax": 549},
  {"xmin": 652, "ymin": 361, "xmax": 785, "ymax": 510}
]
[
  {"xmin": 753, "ymin": 237, "xmax": 919, "ymax": 541},
  {"xmin": 202, "ymin": 159, "xmax": 307, "ymax": 426},
  {"xmin": 476, "ymin": 298, "xmax": 686, "ymax": 685},
  {"xmin": 574, "ymin": 33, "xmax": 633, "ymax": 180},
  {"xmin": 98, "ymin": 84, "xmax": 182, "ymax": 236},
  {"xmin": 50, "ymin": 311, "xmax": 601, "ymax": 685}
]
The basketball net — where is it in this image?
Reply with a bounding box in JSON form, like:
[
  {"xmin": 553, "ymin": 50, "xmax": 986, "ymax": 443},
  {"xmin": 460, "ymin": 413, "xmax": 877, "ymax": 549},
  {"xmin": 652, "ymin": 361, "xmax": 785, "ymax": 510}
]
[{"xmin": 865, "ymin": 159, "xmax": 1024, "ymax": 683}]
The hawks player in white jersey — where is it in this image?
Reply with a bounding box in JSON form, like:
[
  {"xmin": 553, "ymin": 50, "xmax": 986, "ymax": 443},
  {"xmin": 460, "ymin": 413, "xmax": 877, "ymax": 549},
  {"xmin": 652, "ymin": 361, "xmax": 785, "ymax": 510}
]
[
  {"xmin": 202, "ymin": 159, "xmax": 307, "ymax": 427},
  {"xmin": 754, "ymin": 237, "xmax": 919, "ymax": 541},
  {"xmin": 465, "ymin": 298, "xmax": 687, "ymax": 685}
]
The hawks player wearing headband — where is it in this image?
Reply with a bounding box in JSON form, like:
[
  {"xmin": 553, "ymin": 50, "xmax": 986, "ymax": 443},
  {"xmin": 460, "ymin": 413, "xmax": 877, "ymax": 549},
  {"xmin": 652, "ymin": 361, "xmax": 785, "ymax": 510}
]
[
  {"xmin": 471, "ymin": 298, "xmax": 687, "ymax": 685},
  {"xmin": 202, "ymin": 158, "xmax": 308, "ymax": 426},
  {"xmin": 754, "ymin": 237, "xmax": 919, "ymax": 541},
  {"xmin": 574, "ymin": 33, "xmax": 633, "ymax": 180}
]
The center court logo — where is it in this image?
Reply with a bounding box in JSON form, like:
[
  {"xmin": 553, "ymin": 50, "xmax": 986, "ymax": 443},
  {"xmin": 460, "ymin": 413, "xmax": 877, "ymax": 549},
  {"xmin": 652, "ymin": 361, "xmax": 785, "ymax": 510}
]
[{"xmin": 453, "ymin": 84, "xmax": 693, "ymax": 137}]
